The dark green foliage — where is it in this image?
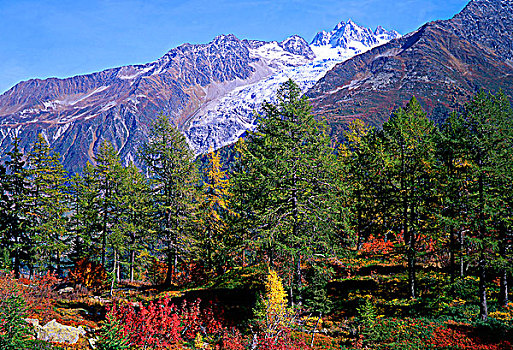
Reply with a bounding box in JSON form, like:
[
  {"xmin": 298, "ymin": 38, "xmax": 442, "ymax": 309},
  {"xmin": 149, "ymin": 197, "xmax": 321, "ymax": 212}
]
[
  {"xmin": 0, "ymin": 283, "xmax": 52, "ymax": 349},
  {"xmin": 96, "ymin": 315, "xmax": 130, "ymax": 350},
  {"xmin": 69, "ymin": 142, "xmax": 155, "ymax": 285},
  {"xmin": 437, "ymin": 91, "xmax": 513, "ymax": 320},
  {"xmin": 232, "ymin": 79, "xmax": 341, "ymax": 305},
  {"xmin": 0, "ymin": 82, "xmax": 512, "ymax": 346},
  {"xmin": 26, "ymin": 134, "xmax": 70, "ymax": 274},
  {"xmin": 381, "ymin": 97, "xmax": 438, "ymax": 300},
  {"xmin": 302, "ymin": 262, "xmax": 334, "ymax": 315},
  {"xmin": 140, "ymin": 114, "xmax": 200, "ymax": 286},
  {"xmin": 0, "ymin": 138, "xmax": 32, "ymax": 278}
]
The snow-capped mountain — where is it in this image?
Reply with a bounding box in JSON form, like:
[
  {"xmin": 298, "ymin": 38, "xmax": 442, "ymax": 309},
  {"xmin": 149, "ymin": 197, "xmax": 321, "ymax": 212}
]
[
  {"xmin": 310, "ymin": 20, "xmax": 400, "ymax": 60},
  {"xmin": 0, "ymin": 19, "xmax": 400, "ymax": 171},
  {"xmin": 307, "ymin": 0, "xmax": 513, "ymax": 137},
  {"xmin": 185, "ymin": 20, "xmax": 400, "ymax": 154}
]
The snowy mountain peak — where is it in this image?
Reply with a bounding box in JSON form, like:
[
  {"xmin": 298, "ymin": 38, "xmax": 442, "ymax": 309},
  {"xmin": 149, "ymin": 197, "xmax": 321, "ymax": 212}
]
[
  {"xmin": 374, "ymin": 26, "xmax": 401, "ymax": 41},
  {"xmin": 279, "ymin": 35, "xmax": 316, "ymax": 60},
  {"xmin": 310, "ymin": 19, "xmax": 401, "ymax": 60},
  {"xmin": 0, "ymin": 17, "xmax": 401, "ymax": 169},
  {"xmin": 374, "ymin": 25, "xmax": 387, "ymax": 35}
]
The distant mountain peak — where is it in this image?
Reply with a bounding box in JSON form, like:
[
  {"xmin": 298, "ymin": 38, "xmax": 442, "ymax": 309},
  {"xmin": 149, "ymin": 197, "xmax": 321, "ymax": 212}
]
[
  {"xmin": 0, "ymin": 17, "xmax": 401, "ymax": 170},
  {"xmin": 307, "ymin": 0, "xmax": 513, "ymax": 139},
  {"xmin": 311, "ymin": 19, "xmax": 399, "ymax": 48},
  {"xmin": 279, "ymin": 35, "xmax": 315, "ymax": 60},
  {"xmin": 310, "ymin": 19, "xmax": 400, "ymax": 60}
]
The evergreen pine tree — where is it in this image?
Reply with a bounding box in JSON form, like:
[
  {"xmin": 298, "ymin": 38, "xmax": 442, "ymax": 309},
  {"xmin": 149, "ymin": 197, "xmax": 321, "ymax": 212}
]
[
  {"xmin": 26, "ymin": 134, "xmax": 70, "ymax": 274},
  {"xmin": 140, "ymin": 114, "xmax": 199, "ymax": 286},
  {"xmin": 381, "ymin": 97, "xmax": 437, "ymax": 299},
  {"xmin": 0, "ymin": 138, "xmax": 31, "ymax": 278},
  {"xmin": 233, "ymin": 79, "xmax": 339, "ymax": 304}
]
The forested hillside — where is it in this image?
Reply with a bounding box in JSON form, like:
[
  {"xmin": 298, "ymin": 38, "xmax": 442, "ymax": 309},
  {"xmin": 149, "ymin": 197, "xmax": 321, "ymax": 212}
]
[{"xmin": 0, "ymin": 80, "xmax": 512, "ymax": 349}]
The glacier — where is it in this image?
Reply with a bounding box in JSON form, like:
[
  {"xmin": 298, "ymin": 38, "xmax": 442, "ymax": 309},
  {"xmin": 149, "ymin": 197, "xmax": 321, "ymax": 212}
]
[{"xmin": 184, "ymin": 19, "xmax": 400, "ymax": 154}]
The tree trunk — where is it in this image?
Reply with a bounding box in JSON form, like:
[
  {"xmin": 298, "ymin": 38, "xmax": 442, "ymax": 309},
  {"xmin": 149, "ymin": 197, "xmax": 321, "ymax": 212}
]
[
  {"xmin": 14, "ymin": 248, "xmax": 20, "ymax": 279},
  {"xmin": 478, "ymin": 254, "xmax": 488, "ymax": 321},
  {"xmin": 110, "ymin": 250, "xmax": 117, "ymax": 297},
  {"xmin": 356, "ymin": 190, "xmax": 363, "ymax": 250},
  {"xmin": 478, "ymin": 167, "xmax": 488, "ymax": 321},
  {"xmin": 449, "ymin": 229, "xmax": 456, "ymax": 292},
  {"xmin": 164, "ymin": 243, "xmax": 174, "ymax": 286},
  {"xmin": 499, "ymin": 269, "xmax": 509, "ymax": 307},
  {"xmin": 101, "ymin": 224, "xmax": 107, "ymax": 267},
  {"xmin": 291, "ymin": 168, "xmax": 302, "ymax": 305},
  {"xmin": 56, "ymin": 251, "xmax": 62, "ymax": 277},
  {"xmin": 459, "ymin": 229, "xmax": 465, "ymax": 278},
  {"xmin": 499, "ymin": 231, "xmax": 509, "ymax": 306},
  {"xmin": 408, "ymin": 239, "xmax": 416, "ymax": 299},
  {"xmin": 116, "ymin": 252, "xmax": 121, "ymax": 282},
  {"xmin": 130, "ymin": 249, "xmax": 135, "ymax": 282},
  {"xmin": 296, "ymin": 253, "xmax": 303, "ymax": 306},
  {"xmin": 207, "ymin": 227, "xmax": 212, "ymax": 271}
]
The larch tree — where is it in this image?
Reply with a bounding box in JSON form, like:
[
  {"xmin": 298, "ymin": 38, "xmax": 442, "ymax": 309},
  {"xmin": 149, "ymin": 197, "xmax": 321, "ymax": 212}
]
[
  {"xmin": 199, "ymin": 149, "xmax": 234, "ymax": 273},
  {"xmin": 115, "ymin": 162, "xmax": 155, "ymax": 282},
  {"xmin": 381, "ymin": 97, "xmax": 438, "ymax": 300},
  {"xmin": 26, "ymin": 134, "xmax": 70, "ymax": 274},
  {"xmin": 450, "ymin": 91, "xmax": 513, "ymax": 319},
  {"xmin": 233, "ymin": 79, "xmax": 339, "ymax": 305},
  {"xmin": 140, "ymin": 114, "xmax": 199, "ymax": 286},
  {"xmin": 339, "ymin": 120, "xmax": 386, "ymax": 249}
]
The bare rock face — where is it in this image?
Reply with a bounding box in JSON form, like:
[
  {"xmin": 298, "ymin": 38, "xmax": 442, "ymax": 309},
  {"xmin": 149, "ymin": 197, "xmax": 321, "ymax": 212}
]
[
  {"xmin": 0, "ymin": 32, "xmax": 320, "ymax": 171},
  {"xmin": 0, "ymin": 35, "xmax": 268, "ymax": 172},
  {"xmin": 449, "ymin": 0, "xmax": 513, "ymax": 61},
  {"xmin": 280, "ymin": 35, "xmax": 316, "ymax": 60},
  {"xmin": 0, "ymin": 19, "xmax": 399, "ymax": 171},
  {"xmin": 28, "ymin": 318, "xmax": 86, "ymax": 344},
  {"xmin": 307, "ymin": 0, "xmax": 513, "ymax": 136}
]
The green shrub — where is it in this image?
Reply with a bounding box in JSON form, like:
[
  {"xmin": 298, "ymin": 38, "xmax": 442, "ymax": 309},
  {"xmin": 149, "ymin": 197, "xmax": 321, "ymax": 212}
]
[
  {"xmin": 96, "ymin": 314, "xmax": 130, "ymax": 350},
  {"xmin": 0, "ymin": 283, "xmax": 51, "ymax": 349},
  {"xmin": 302, "ymin": 262, "xmax": 334, "ymax": 315}
]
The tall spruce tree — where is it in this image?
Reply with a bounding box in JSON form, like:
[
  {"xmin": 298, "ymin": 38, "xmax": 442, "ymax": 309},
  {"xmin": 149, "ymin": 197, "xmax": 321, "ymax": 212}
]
[
  {"xmin": 233, "ymin": 79, "xmax": 339, "ymax": 304},
  {"xmin": 26, "ymin": 134, "xmax": 69, "ymax": 274},
  {"xmin": 0, "ymin": 138, "xmax": 31, "ymax": 278},
  {"xmin": 381, "ymin": 97, "xmax": 437, "ymax": 299},
  {"xmin": 140, "ymin": 114, "xmax": 199, "ymax": 286}
]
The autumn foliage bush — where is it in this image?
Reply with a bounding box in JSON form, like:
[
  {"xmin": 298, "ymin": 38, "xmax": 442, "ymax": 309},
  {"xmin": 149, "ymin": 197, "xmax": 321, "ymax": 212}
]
[
  {"xmin": 101, "ymin": 296, "xmax": 228, "ymax": 349},
  {"xmin": 100, "ymin": 292, "xmax": 314, "ymax": 350},
  {"xmin": 355, "ymin": 317, "xmax": 513, "ymax": 350},
  {"xmin": 68, "ymin": 257, "xmax": 107, "ymax": 291},
  {"xmin": 0, "ymin": 271, "xmax": 58, "ymax": 349}
]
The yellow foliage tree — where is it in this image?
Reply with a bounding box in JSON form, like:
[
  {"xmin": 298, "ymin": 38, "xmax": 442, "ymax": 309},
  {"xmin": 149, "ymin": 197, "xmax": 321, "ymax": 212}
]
[
  {"xmin": 199, "ymin": 149, "xmax": 234, "ymax": 271},
  {"xmin": 255, "ymin": 269, "xmax": 290, "ymax": 336}
]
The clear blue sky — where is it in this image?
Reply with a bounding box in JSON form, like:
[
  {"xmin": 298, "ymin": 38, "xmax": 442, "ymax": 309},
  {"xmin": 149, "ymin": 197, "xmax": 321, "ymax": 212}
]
[{"xmin": 0, "ymin": 0, "xmax": 469, "ymax": 94}]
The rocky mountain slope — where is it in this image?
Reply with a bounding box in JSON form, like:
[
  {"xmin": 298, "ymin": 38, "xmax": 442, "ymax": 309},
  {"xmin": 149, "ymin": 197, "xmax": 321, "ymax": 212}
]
[
  {"xmin": 185, "ymin": 20, "xmax": 399, "ymax": 154},
  {"xmin": 0, "ymin": 20, "xmax": 398, "ymax": 171},
  {"xmin": 307, "ymin": 0, "xmax": 513, "ymax": 137}
]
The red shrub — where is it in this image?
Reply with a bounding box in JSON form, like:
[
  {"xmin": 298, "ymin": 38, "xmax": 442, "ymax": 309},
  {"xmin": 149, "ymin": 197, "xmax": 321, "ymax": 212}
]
[
  {"xmin": 107, "ymin": 296, "xmax": 230, "ymax": 349},
  {"xmin": 108, "ymin": 296, "xmax": 183, "ymax": 348}
]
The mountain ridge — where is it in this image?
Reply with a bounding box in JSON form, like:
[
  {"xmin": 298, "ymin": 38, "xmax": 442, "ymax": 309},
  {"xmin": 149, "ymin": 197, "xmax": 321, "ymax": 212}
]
[
  {"xmin": 0, "ymin": 19, "xmax": 399, "ymax": 171},
  {"xmin": 307, "ymin": 0, "xmax": 513, "ymax": 137}
]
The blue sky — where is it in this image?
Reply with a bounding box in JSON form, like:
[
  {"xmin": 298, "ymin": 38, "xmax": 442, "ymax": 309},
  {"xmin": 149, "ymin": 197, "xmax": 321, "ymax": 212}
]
[{"xmin": 0, "ymin": 0, "xmax": 469, "ymax": 94}]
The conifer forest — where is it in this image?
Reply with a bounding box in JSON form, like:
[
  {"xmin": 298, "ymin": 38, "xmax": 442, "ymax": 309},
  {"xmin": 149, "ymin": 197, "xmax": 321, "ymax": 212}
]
[{"xmin": 0, "ymin": 80, "xmax": 512, "ymax": 349}]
